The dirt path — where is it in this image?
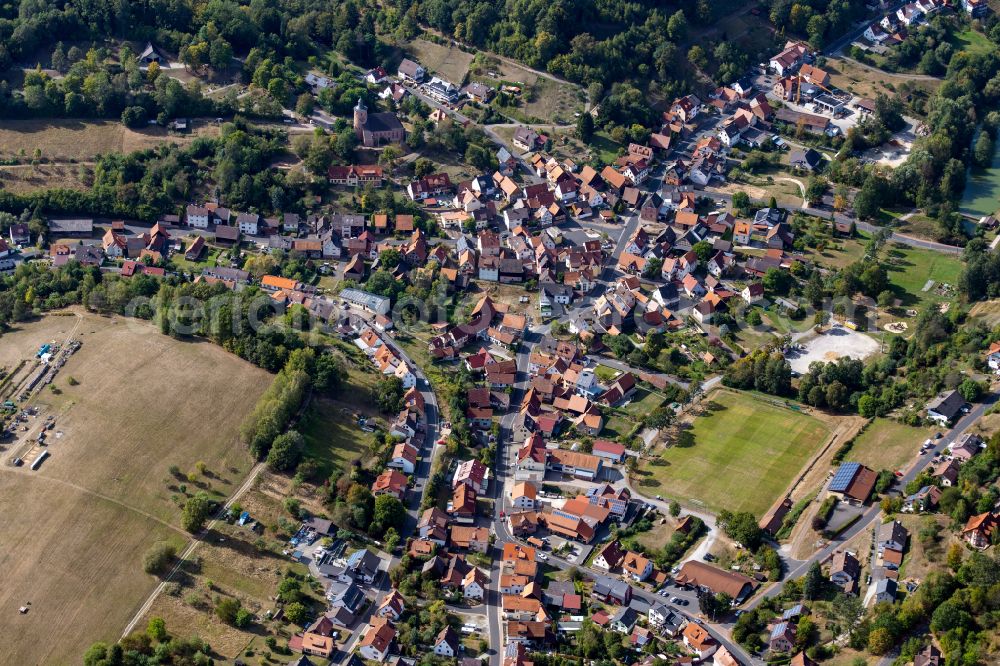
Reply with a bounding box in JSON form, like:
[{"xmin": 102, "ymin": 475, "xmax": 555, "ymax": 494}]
[
  {"xmin": 776, "ymin": 177, "xmax": 807, "ymax": 207},
  {"xmin": 119, "ymin": 461, "xmax": 267, "ymax": 638},
  {"xmin": 784, "ymin": 416, "xmax": 867, "ymax": 559}
]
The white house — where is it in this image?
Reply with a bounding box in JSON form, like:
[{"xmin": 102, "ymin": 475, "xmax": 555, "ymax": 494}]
[
  {"xmin": 186, "ymin": 204, "xmax": 210, "ymax": 228},
  {"xmin": 742, "ymin": 283, "xmax": 764, "ymax": 304},
  {"xmin": 433, "ymin": 628, "xmax": 458, "ymax": 657},
  {"xmin": 236, "ymin": 213, "xmax": 259, "ymax": 236},
  {"xmin": 511, "ymin": 481, "xmax": 537, "ymax": 511},
  {"xmin": 623, "ymin": 552, "xmax": 653, "ymax": 582},
  {"xmin": 388, "ymin": 442, "xmax": 418, "ymax": 475},
  {"xmin": 896, "ymin": 3, "xmax": 925, "ymax": 25},
  {"xmin": 394, "ymin": 361, "xmax": 417, "ymax": 389},
  {"xmin": 986, "ymin": 342, "xmax": 1000, "ymax": 372},
  {"xmin": 358, "ymin": 618, "xmax": 396, "ymax": 662},
  {"xmin": 463, "ymin": 568, "xmax": 488, "ymax": 601},
  {"xmin": 864, "ymin": 577, "xmax": 897, "ymax": 607},
  {"xmin": 864, "ymin": 23, "xmax": 889, "ymax": 43}
]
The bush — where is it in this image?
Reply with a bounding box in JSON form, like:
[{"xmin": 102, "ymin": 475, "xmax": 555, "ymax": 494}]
[
  {"xmin": 216, "ymin": 597, "xmax": 242, "ymax": 625},
  {"xmin": 284, "ymin": 601, "xmax": 308, "ymax": 625},
  {"xmin": 182, "ymin": 492, "xmax": 213, "ymax": 533},
  {"xmin": 267, "ymin": 430, "xmax": 305, "ymax": 472},
  {"xmin": 235, "ymin": 608, "xmax": 253, "ymax": 628},
  {"xmin": 143, "ymin": 542, "xmax": 177, "ymax": 575}
]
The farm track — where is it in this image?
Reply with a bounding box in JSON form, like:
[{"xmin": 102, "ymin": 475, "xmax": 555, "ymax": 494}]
[{"xmin": 119, "ymin": 461, "xmax": 267, "ymax": 638}]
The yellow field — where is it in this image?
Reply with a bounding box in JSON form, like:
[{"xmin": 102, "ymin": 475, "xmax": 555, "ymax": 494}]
[
  {"xmin": 0, "ymin": 118, "xmax": 219, "ymax": 162},
  {"xmin": 0, "ymin": 310, "xmax": 271, "ymax": 664}
]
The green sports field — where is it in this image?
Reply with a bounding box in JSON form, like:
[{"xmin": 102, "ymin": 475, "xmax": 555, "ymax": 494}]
[{"xmin": 635, "ymin": 391, "xmax": 831, "ymax": 517}]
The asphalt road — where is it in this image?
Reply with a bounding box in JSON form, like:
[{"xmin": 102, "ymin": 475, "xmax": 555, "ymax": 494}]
[
  {"xmin": 334, "ymin": 327, "xmax": 444, "ymax": 664},
  {"xmin": 748, "ymin": 391, "xmax": 996, "ymax": 608},
  {"xmin": 701, "ymin": 188, "xmax": 963, "ymax": 254}
]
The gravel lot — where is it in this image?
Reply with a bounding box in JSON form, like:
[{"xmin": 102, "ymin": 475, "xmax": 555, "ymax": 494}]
[{"xmin": 787, "ymin": 325, "xmax": 881, "ymax": 373}]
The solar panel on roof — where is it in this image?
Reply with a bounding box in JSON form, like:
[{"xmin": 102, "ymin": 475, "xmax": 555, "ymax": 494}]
[
  {"xmin": 829, "ymin": 462, "xmax": 860, "ymax": 492},
  {"xmin": 770, "ymin": 622, "xmax": 788, "ymax": 639}
]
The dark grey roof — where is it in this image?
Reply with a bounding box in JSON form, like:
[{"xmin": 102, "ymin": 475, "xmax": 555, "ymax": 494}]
[
  {"xmin": 611, "ymin": 605, "xmax": 638, "ymax": 625},
  {"xmin": 202, "ymin": 266, "xmax": 250, "ymax": 282},
  {"xmin": 593, "ymin": 575, "xmax": 631, "ymax": 599},
  {"xmin": 540, "ymin": 282, "xmax": 573, "ymax": 298},
  {"xmin": 364, "ymin": 111, "xmax": 404, "ymax": 134},
  {"xmin": 656, "ymin": 284, "xmax": 678, "ymax": 302},
  {"xmin": 49, "ymin": 218, "xmax": 94, "ymax": 234},
  {"xmin": 329, "ymin": 582, "xmax": 365, "ymax": 611},
  {"xmin": 927, "ymin": 390, "xmax": 964, "ymax": 419}
]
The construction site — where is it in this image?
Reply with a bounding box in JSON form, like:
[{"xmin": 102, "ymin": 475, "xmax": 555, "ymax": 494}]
[{"xmin": 0, "ymin": 337, "xmax": 80, "ymax": 470}]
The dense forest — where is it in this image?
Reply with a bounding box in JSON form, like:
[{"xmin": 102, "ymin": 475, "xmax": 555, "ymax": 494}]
[{"xmin": 381, "ymin": 0, "xmax": 866, "ymax": 87}]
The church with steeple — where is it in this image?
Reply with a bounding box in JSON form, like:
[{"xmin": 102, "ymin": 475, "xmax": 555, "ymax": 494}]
[{"xmin": 353, "ymin": 99, "xmax": 405, "ymax": 147}]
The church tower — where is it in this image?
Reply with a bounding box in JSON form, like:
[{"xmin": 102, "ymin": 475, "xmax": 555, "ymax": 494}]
[{"xmin": 353, "ymin": 98, "xmax": 367, "ymax": 140}]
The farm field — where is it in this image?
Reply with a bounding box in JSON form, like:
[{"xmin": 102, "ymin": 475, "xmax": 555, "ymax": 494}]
[
  {"xmin": 0, "ymin": 118, "xmax": 219, "ymax": 162},
  {"xmin": 845, "ymin": 418, "xmax": 935, "ymax": 473},
  {"xmin": 635, "ymin": 390, "xmax": 832, "ymax": 516},
  {"xmin": 0, "ymin": 310, "xmax": 271, "ymax": 664}
]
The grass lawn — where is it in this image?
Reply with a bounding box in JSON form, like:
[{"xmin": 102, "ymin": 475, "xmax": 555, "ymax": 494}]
[
  {"xmin": 588, "ymin": 131, "xmax": 623, "ymax": 164},
  {"xmin": 594, "ymin": 364, "xmax": 619, "ymax": 382},
  {"xmin": 298, "ymin": 396, "xmax": 373, "ymax": 479},
  {"xmin": 884, "ymin": 244, "xmax": 963, "ymax": 307},
  {"xmin": 950, "ymin": 27, "xmax": 995, "ymax": 56},
  {"xmin": 405, "ymin": 37, "xmax": 475, "ymax": 84},
  {"xmin": 620, "ymin": 387, "xmax": 667, "ymax": 418},
  {"xmin": 634, "ymin": 390, "xmax": 831, "ymax": 516},
  {"xmin": 170, "ymin": 246, "xmax": 221, "ymax": 273},
  {"xmin": 0, "ymin": 310, "xmax": 271, "ymax": 664},
  {"xmin": 602, "ymin": 414, "xmax": 634, "ymax": 441},
  {"xmin": 846, "ymin": 418, "xmax": 935, "ymax": 473},
  {"xmin": 801, "ymin": 231, "xmax": 870, "ymax": 271}
]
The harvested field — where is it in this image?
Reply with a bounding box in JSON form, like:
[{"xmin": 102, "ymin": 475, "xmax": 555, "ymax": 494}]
[
  {"xmin": 0, "ymin": 118, "xmax": 219, "ymax": 162},
  {"xmin": 0, "ymin": 310, "xmax": 271, "ymax": 664},
  {"xmin": 0, "ymin": 473, "xmax": 187, "ymax": 665},
  {"xmin": 847, "ymin": 418, "xmax": 935, "ymax": 473}
]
